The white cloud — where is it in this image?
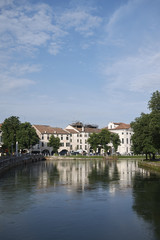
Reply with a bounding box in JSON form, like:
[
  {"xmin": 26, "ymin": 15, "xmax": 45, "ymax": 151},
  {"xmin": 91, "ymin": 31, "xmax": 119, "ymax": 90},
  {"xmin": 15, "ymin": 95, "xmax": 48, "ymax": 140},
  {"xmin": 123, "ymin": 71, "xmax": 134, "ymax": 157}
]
[
  {"xmin": 0, "ymin": 75, "xmax": 35, "ymax": 92},
  {"xmin": 56, "ymin": 7, "xmax": 102, "ymax": 36},
  {"xmin": 0, "ymin": 2, "xmax": 66, "ymax": 54},
  {"xmin": 104, "ymin": 51, "xmax": 160, "ymax": 93},
  {"xmin": 0, "ymin": 1, "xmax": 102, "ymax": 55},
  {"xmin": 0, "ymin": 0, "xmax": 13, "ymax": 8},
  {"xmin": 0, "ymin": 61, "xmax": 39, "ymax": 92}
]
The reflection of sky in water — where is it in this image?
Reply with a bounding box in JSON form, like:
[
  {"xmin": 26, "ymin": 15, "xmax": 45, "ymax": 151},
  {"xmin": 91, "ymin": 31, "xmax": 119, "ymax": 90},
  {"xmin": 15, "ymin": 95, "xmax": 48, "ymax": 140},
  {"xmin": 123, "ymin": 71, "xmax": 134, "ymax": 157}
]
[{"xmin": 0, "ymin": 160, "xmax": 159, "ymax": 240}]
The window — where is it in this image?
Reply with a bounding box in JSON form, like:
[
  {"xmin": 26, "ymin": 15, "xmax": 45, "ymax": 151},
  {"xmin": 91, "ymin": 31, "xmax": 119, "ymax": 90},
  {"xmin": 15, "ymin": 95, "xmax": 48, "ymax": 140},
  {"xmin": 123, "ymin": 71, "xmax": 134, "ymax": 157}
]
[
  {"xmin": 77, "ymin": 139, "xmax": 79, "ymax": 143},
  {"xmin": 80, "ymin": 139, "xmax": 82, "ymax": 144},
  {"xmin": 70, "ymin": 145, "xmax": 72, "ymax": 150},
  {"xmin": 122, "ymin": 138, "xmax": 124, "ymax": 144},
  {"xmin": 77, "ymin": 145, "xmax": 79, "ymax": 149},
  {"xmin": 70, "ymin": 134, "xmax": 72, "ymax": 137},
  {"xmin": 70, "ymin": 139, "xmax": 72, "ymax": 142},
  {"xmin": 80, "ymin": 145, "xmax": 82, "ymax": 149},
  {"xmin": 85, "ymin": 139, "xmax": 87, "ymax": 144},
  {"xmin": 61, "ymin": 135, "xmax": 63, "ymax": 140},
  {"xmin": 80, "ymin": 134, "xmax": 82, "ymax": 137},
  {"xmin": 127, "ymin": 138, "xmax": 128, "ymax": 144},
  {"xmin": 47, "ymin": 135, "xmax": 49, "ymax": 140},
  {"xmin": 122, "ymin": 132, "xmax": 124, "ymax": 135},
  {"xmin": 61, "ymin": 143, "xmax": 64, "ymax": 147},
  {"xmin": 42, "ymin": 142, "xmax": 44, "ymax": 147},
  {"xmin": 85, "ymin": 134, "xmax": 88, "ymax": 137},
  {"xmin": 77, "ymin": 134, "xmax": 79, "ymax": 137},
  {"xmin": 66, "ymin": 143, "xmax": 70, "ymax": 147},
  {"xmin": 42, "ymin": 135, "xmax": 44, "ymax": 140},
  {"xmin": 66, "ymin": 136, "xmax": 69, "ymax": 140},
  {"xmin": 85, "ymin": 145, "xmax": 87, "ymax": 150}
]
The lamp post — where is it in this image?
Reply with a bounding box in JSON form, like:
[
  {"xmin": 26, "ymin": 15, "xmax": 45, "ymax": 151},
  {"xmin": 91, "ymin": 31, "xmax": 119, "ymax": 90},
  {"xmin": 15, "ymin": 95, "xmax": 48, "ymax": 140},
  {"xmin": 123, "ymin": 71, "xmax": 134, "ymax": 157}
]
[{"xmin": 11, "ymin": 143, "xmax": 13, "ymax": 155}]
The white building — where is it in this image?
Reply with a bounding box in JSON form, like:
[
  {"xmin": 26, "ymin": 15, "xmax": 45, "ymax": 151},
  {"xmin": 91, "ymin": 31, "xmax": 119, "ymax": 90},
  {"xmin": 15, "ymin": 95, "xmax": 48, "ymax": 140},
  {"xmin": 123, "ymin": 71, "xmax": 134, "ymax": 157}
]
[
  {"xmin": 0, "ymin": 121, "xmax": 133, "ymax": 156},
  {"xmin": 65, "ymin": 122, "xmax": 101, "ymax": 153},
  {"xmin": 106, "ymin": 122, "xmax": 133, "ymax": 155},
  {"xmin": 32, "ymin": 125, "xmax": 71, "ymax": 155}
]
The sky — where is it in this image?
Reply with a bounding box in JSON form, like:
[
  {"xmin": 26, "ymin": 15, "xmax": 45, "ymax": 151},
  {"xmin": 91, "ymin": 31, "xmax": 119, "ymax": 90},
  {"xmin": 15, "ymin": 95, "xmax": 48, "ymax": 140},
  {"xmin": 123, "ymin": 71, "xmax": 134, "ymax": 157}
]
[{"xmin": 0, "ymin": 0, "xmax": 160, "ymax": 128}]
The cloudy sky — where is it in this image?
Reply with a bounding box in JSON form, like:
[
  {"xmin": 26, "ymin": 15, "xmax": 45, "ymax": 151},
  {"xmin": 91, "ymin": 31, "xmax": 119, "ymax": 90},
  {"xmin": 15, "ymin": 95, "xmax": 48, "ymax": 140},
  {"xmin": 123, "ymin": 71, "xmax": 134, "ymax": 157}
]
[{"xmin": 0, "ymin": 0, "xmax": 160, "ymax": 128}]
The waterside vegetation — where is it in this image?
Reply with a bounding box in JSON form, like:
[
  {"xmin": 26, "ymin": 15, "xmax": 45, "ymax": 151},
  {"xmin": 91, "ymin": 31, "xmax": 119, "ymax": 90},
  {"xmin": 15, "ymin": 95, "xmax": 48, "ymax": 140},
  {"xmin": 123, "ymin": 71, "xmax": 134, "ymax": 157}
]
[{"xmin": 131, "ymin": 90, "xmax": 160, "ymax": 161}]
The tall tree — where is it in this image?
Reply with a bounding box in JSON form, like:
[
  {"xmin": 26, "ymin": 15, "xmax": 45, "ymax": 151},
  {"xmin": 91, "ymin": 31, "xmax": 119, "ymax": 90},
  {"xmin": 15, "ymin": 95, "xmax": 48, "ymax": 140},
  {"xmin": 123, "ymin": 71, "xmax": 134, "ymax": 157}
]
[
  {"xmin": 48, "ymin": 135, "xmax": 60, "ymax": 153},
  {"xmin": 1, "ymin": 116, "xmax": 20, "ymax": 153},
  {"xmin": 87, "ymin": 133, "xmax": 100, "ymax": 153},
  {"xmin": 110, "ymin": 133, "xmax": 121, "ymax": 152},
  {"xmin": 148, "ymin": 90, "xmax": 160, "ymax": 112},
  {"xmin": 98, "ymin": 129, "xmax": 111, "ymax": 153},
  {"xmin": 17, "ymin": 122, "xmax": 39, "ymax": 151},
  {"xmin": 131, "ymin": 113, "xmax": 156, "ymax": 160},
  {"xmin": 131, "ymin": 90, "xmax": 160, "ymax": 160}
]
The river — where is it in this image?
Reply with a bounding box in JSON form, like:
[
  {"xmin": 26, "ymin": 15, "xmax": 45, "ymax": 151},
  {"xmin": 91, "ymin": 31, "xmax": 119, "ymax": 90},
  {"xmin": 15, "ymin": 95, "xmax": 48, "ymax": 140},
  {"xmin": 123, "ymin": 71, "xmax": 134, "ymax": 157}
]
[{"xmin": 0, "ymin": 159, "xmax": 160, "ymax": 240}]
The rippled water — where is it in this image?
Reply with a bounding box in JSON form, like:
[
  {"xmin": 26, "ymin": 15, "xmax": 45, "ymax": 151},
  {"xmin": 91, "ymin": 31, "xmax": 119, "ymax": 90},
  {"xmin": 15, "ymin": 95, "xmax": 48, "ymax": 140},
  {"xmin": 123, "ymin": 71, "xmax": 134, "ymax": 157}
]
[{"xmin": 0, "ymin": 159, "xmax": 160, "ymax": 240}]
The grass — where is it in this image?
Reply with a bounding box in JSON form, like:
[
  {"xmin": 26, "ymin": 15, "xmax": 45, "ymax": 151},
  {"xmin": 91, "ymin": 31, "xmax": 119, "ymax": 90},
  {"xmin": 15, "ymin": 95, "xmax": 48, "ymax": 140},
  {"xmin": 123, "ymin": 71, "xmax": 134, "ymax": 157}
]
[
  {"xmin": 138, "ymin": 160, "xmax": 160, "ymax": 172},
  {"xmin": 63, "ymin": 155, "xmax": 104, "ymax": 159},
  {"xmin": 118, "ymin": 155, "xmax": 144, "ymax": 159}
]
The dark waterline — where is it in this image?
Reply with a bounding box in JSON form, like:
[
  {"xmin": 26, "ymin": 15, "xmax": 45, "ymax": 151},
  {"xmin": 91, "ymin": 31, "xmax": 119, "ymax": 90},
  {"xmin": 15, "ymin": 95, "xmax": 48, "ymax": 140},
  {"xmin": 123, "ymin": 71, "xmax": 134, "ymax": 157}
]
[{"xmin": 0, "ymin": 159, "xmax": 160, "ymax": 240}]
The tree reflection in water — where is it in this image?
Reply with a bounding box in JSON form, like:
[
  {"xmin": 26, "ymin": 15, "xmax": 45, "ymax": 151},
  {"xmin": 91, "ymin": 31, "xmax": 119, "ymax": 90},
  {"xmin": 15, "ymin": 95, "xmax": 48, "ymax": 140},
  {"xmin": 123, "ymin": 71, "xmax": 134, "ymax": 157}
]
[
  {"xmin": 88, "ymin": 161, "xmax": 120, "ymax": 186},
  {"xmin": 132, "ymin": 172, "xmax": 160, "ymax": 239}
]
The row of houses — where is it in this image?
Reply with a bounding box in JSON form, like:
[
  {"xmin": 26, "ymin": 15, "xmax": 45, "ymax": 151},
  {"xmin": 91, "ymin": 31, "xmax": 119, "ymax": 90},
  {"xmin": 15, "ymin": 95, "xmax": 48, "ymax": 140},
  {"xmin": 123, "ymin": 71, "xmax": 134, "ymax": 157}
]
[
  {"xmin": 0, "ymin": 121, "xmax": 133, "ymax": 156},
  {"xmin": 32, "ymin": 121, "xmax": 133, "ymax": 155}
]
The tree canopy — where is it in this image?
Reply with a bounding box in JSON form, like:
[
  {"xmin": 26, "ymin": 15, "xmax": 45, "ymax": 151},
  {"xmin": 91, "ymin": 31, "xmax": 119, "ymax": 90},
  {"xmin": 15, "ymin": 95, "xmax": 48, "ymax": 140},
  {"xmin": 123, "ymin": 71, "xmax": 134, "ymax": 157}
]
[
  {"xmin": 1, "ymin": 116, "xmax": 39, "ymax": 154},
  {"xmin": 88, "ymin": 129, "xmax": 120, "ymax": 154},
  {"xmin": 48, "ymin": 135, "xmax": 60, "ymax": 153},
  {"xmin": 17, "ymin": 122, "xmax": 39, "ymax": 151},
  {"xmin": 131, "ymin": 90, "xmax": 160, "ymax": 160},
  {"xmin": 148, "ymin": 90, "xmax": 160, "ymax": 112},
  {"xmin": 1, "ymin": 116, "xmax": 20, "ymax": 153}
]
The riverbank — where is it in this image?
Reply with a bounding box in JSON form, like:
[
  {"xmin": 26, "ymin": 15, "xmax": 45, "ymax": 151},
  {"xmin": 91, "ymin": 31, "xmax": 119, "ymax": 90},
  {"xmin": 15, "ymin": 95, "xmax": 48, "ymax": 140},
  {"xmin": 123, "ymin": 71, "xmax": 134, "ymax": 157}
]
[
  {"xmin": 45, "ymin": 155, "xmax": 144, "ymax": 161},
  {"xmin": 138, "ymin": 160, "xmax": 160, "ymax": 172},
  {"xmin": 0, "ymin": 154, "xmax": 45, "ymax": 175}
]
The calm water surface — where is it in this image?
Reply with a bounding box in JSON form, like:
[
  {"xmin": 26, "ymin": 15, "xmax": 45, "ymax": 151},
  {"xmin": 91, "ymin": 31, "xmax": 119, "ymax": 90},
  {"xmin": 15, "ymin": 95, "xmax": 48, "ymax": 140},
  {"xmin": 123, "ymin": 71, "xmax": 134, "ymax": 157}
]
[{"xmin": 0, "ymin": 159, "xmax": 160, "ymax": 240}]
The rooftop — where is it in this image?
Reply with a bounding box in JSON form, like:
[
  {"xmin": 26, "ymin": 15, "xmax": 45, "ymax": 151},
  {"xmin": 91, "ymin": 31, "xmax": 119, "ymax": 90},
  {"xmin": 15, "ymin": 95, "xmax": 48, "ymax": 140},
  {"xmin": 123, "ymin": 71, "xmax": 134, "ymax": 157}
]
[{"xmin": 33, "ymin": 125, "xmax": 68, "ymax": 135}]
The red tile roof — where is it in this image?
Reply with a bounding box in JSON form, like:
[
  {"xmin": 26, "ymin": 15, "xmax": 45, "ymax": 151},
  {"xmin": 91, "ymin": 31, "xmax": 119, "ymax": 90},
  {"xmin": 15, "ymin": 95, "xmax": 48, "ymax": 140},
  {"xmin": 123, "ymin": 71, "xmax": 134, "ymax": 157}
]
[
  {"xmin": 73, "ymin": 127, "xmax": 101, "ymax": 133},
  {"xmin": 33, "ymin": 125, "xmax": 68, "ymax": 134},
  {"xmin": 108, "ymin": 123, "xmax": 131, "ymax": 130},
  {"xmin": 65, "ymin": 129, "xmax": 79, "ymax": 134}
]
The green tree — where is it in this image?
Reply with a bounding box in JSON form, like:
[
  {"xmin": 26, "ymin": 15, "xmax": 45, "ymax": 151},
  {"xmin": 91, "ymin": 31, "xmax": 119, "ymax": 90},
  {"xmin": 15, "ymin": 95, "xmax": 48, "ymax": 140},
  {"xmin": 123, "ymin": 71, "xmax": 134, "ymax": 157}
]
[
  {"xmin": 131, "ymin": 90, "xmax": 160, "ymax": 160},
  {"xmin": 48, "ymin": 135, "xmax": 60, "ymax": 153},
  {"xmin": 148, "ymin": 90, "xmax": 160, "ymax": 111},
  {"xmin": 17, "ymin": 122, "xmax": 39, "ymax": 151},
  {"xmin": 131, "ymin": 113, "xmax": 156, "ymax": 160},
  {"xmin": 1, "ymin": 116, "xmax": 20, "ymax": 154},
  {"xmin": 87, "ymin": 133, "xmax": 100, "ymax": 153},
  {"xmin": 99, "ymin": 129, "xmax": 111, "ymax": 153},
  {"xmin": 149, "ymin": 111, "xmax": 160, "ymax": 153},
  {"xmin": 110, "ymin": 133, "xmax": 121, "ymax": 152}
]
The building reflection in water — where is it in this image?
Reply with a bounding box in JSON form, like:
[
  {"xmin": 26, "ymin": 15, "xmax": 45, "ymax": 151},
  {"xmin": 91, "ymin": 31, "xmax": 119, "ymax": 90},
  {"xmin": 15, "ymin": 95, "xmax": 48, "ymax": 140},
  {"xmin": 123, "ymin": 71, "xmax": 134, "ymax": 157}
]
[{"xmin": 37, "ymin": 159, "xmax": 151, "ymax": 193}]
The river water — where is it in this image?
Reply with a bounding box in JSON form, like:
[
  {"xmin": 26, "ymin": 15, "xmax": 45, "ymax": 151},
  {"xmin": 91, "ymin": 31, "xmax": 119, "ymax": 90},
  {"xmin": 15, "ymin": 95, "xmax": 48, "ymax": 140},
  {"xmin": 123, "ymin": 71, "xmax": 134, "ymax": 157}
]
[{"xmin": 0, "ymin": 159, "xmax": 160, "ymax": 240}]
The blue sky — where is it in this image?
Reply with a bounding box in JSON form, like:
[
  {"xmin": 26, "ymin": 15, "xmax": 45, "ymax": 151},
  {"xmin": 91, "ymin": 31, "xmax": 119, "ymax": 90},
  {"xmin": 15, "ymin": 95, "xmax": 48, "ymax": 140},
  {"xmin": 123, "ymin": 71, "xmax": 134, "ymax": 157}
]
[{"xmin": 0, "ymin": 0, "xmax": 160, "ymax": 128}]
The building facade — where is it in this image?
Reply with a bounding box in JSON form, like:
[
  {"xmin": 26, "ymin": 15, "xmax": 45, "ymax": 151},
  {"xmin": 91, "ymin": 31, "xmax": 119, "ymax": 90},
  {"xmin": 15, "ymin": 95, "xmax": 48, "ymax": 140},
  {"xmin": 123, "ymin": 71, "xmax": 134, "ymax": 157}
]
[
  {"xmin": 106, "ymin": 122, "xmax": 133, "ymax": 155},
  {"xmin": 0, "ymin": 121, "xmax": 133, "ymax": 156},
  {"xmin": 32, "ymin": 125, "xmax": 71, "ymax": 155},
  {"xmin": 65, "ymin": 122, "xmax": 101, "ymax": 153}
]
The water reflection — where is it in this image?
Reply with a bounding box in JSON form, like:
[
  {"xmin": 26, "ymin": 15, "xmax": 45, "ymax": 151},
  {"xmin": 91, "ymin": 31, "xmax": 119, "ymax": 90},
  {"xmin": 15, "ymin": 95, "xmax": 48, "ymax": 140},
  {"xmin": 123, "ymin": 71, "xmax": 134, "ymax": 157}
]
[
  {"xmin": 132, "ymin": 171, "xmax": 160, "ymax": 240},
  {"xmin": 0, "ymin": 159, "xmax": 159, "ymax": 240}
]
